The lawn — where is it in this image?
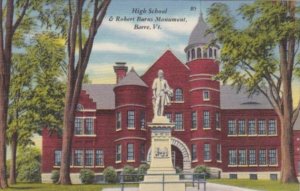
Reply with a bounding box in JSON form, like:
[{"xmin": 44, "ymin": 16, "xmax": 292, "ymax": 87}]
[
  {"xmin": 208, "ymin": 179, "xmax": 300, "ymax": 191},
  {"xmin": 3, "ymin": 183, "xmax": 137, "ymax": 191}
]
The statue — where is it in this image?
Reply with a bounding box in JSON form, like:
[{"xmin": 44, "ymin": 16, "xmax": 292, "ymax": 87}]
[{"xmin": 152, "ymin": 70, "xmax": 173, "ymax": 117}]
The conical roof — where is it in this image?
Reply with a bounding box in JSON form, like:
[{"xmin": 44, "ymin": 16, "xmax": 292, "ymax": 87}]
[
  {"xmin": 185, "ymin": 13, "xmax": 215, "ymax": 51},
  {"xmin": 115, "ymin": 67, "xmax": 148, "ymax": 88}
]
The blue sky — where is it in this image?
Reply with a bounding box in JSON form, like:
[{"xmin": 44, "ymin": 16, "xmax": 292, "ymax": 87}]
[{"xmin": 87, "ymin": 0, "xmax": 252, "ymax": 84}]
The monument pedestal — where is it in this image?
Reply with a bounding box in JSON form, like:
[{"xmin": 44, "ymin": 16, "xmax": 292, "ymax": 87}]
[{"xmin": 139, "ymin": 116, "xmax": 185, "ymax": 191}]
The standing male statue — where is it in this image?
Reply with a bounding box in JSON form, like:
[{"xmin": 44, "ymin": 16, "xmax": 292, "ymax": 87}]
[{"xmin": 152, "ymin": 70, "xmax": 173, "ymax": 117}]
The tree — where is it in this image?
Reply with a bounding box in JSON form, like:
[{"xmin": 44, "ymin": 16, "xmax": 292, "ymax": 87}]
[
  {"xmin": 7, "ymin": 32, "xmax": 65, "ymax": 184},
  {"xmin": 0, "ymin": 0, "xmax": 33, "ymax": 188},
  {"xmin": 46, "ymin": 0, "xmax": 111, "ymax": 184},
  {"xmin": 207, "ymin": 0, "xmax": 300, "ymax": 183}
]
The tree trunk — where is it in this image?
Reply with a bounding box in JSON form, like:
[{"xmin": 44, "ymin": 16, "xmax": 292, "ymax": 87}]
[
  {"xmin": 9, "ymin": 132, "xmax": 18, "ymax": 185},
  {"xmin": 0, "ymin": 63, "xmax": 9, "ymax": 189}
]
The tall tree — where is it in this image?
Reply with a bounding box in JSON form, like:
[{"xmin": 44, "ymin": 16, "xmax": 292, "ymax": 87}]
[
  {"xmin": 207, "ymin": 0, "xmax": 300, "ymax": 183},
  {"xmin": 0, "ymin": 0, "xmax": 33, "ymax": 188},
  {"xmin": 7, "ymin": 32, "xmax": 65, "ymax": 184},
  {"xmin": 47, "ymin": 0, "xmax": 111, "ymax": 184}
]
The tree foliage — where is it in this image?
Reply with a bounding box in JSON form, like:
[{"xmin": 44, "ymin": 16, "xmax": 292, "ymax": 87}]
[{"xmin": 207, "ymin": 0, "xmax": 300, "ymax": 183}]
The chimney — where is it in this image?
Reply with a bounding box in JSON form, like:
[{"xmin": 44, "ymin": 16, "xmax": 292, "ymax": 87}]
[{"xmin": 114, "ymin": 62, "xmax": 128, "ymax": 83}]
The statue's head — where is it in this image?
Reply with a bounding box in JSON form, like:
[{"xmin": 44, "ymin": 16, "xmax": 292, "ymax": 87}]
[{"xmin": 158, "ymin": 69, "xmax": 164, "ymax": 79}]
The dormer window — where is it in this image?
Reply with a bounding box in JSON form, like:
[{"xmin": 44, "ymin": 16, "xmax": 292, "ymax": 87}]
[
  {"xmin": 175, "ymin": 89, "xmax": 183, "ymax": 101},
  {"xmin": 214, "ymin": 49, "xmax": 217, "ymax": 58},
  {"xmin": 197, "ymin": 48, "xmax": 201, "ymax": 58},
  {"xmin": 203, "ymin": 49, "xmax": 207, "ymax": 58},
  {"xmin": 203, "ymin": 90, "xmax": 210, "ymax": 101}
]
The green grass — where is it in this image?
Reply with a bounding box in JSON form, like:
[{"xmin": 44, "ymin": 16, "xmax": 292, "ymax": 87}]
[
  {"xmin": 3, "ymin": 183, "xmax": 138, "ymax": 191},
  {"xmin": 208, "ymin": 179, "xmax": 300, "ymax": 191}
]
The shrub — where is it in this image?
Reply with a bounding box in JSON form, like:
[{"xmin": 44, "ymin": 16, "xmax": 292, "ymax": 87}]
[
  {"xmin": 51, "ymin": 170, "xmax": 60, "ymax": 183},
  {"xmin": 103, "ymin": 166, "xmax": 117, "ymax": 183},
  {"xmin": 79, "ymin": 169, "xmax": 95, "ymax": 184},
  {"xmin": 122, "ymin": 165, "xmax": 136, "ymax": 182},
  {"xmin": 17, "ymin": 160, "xmax": 41, "ymax": 182},
  {"xmin": 194, "ymin": 165, "xmax": 210, "ymax": 179},
  {"xmin": 137, "ymin": 164, "xmax": 149, "ymax": 181}
]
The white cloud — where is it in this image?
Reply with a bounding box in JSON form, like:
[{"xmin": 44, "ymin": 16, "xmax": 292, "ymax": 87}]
[
  {"xmin": 92, "ymin": 42, "xmax": 145, "ymax": 55},
  {"xmin": 103, "ymin": 20, "xmax": 168, "ymax": 41},
  {"xmin": 86, "ymin": 62, "xmax": 151, "ymax": 84}
]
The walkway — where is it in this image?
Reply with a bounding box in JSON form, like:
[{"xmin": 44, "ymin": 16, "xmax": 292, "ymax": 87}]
[{"xmin": 102, "ymin": 183, "xmax": 261, "ymax": 191}]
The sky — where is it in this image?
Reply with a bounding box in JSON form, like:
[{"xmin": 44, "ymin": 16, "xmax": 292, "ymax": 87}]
[{"xmin": 86, "ymin": 0, "xmax": 252, "ymax": 84}]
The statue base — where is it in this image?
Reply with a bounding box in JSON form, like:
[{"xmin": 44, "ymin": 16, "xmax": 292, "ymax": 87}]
[{"xmin": 139, "ymin": 116, "xmax": 185, "ymax": 191}]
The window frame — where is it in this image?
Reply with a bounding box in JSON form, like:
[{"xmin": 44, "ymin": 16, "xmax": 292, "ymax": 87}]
[
  {"xmin": 191, "ymin": 144, "xmax": 197, "ymax": 161},
  {"xmin": 127, "ymin": 110, "xmax": 135, "ymax": 129},
  {"xmin": 116, "ymin": 112, "xmax": 122, "ymax": 130},
  {"xmin": 259, "ymin": 149, "xmax": 267, "ymax": 166},
  {"xmin": 238, "ymin": 149, "xmax": 247, "ymax": 165},
  {"xmin": 268, "ymin": 119, "xmax": 277, "ymax": 135},
  {"xmin": 95, "ymin": 150, "xmax": 104, "ymax": 166},
  {"xmin": 54, "ymin": 150, "xmax": 62, "ymax": 166},
  {"xmin": 127, "ymin": 143, "xmax": 135, "ymax": 161},
  {"xmin": 248, "ymin": 119, "xmax": 256, "ymax": 135},
  {"xmin": 238, "ymin": 120, "xmax": 246, "ymax": 135},
  {"xmin": 74, "ymin": 149, "xmax": 84, "ymax": 166},
  {"xmin": 217, "ymin": 144, "xmax": 221, "ymax": 162},
  {"xmin": 191, "ymin": 111, "xmax": 197, "ymax": 130},
  {"xmin": 268, "ymin": 149, "xmax": 278, "ymax": 165},
  {"xmin": 228, "ymin": 149, "xmax": 237, "ymax": 165},
  {"xmin": 228, "ymin": 120, "xmax": 236, "ymax": 135},
  {"xmin": 203, "ymin": 90, "xmax": 210, "ymax": 101},
  {"xmin": 248, "ymin": 149, "xmax": 257, "ymax": 165},
  {"xmin": 258, "ymin": 120, "xmax": 267, "ymax": 135},
  {"xmin": 215, "ymin": 112, "xmax": 221, "ymax": 130},
  {"xmin": 203, "ymin": 111, "xmax": 210, "ymax": 129},
  {"xmin": 85, "ymin": 149, "xmax": 94, "ymax": 166},
  {"xmin": 204, "ymin": 144, "xmax": 211, "ymax": 161},
  {"xmin": 116, "ymin": 144, "xmax": 122, "ymax": 163},
  {"xmin": 74, "ymin": 118, "xmax": 84, "ymax": 135},
  {"xmin": 174, "ymin": 88, "xmax": 184, "ymax": 102},
  {"xmin": 175, "ymin": 113, "xmax": 184, "ymax": 131},
  {"xmin": 85, "ymin": 118, "xmax": 94, "ymax": 135},
  {"xmin": 140, "ymin": 111, "xmax": 146, "ymax": 130}
]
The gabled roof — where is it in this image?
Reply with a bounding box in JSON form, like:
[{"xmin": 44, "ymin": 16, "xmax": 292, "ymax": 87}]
[
  {"xmin": 185, "ymin": 13, "xmax": 215, "ymax": 50},
  {"xmin": 220, "ymin": 85, "xmax": 273, "ymax": 109},
  {"xmin": 115, "ymin": 68, "xmax": 148, "ymax": 88},
  {"xmin": 82, "ymin": 84, "xmax": 115, "ymax": 110}
]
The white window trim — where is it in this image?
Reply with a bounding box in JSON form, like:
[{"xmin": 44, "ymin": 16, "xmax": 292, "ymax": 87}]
[{"xmin": 203, "ymin": 90, "xmax": 210, "ymax": 101}]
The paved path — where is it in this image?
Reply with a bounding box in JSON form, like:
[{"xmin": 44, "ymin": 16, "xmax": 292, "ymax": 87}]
[{"xmin": 102, "ymin": 183, "xmax": 261, "ymax": 191}]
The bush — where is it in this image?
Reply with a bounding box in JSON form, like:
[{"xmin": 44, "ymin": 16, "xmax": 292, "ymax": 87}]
[
  {"xmin": 122, "ymin": 165, "xmax": 136, "ymax": 182},
  {"xmin": 79, "ymin": 169, "xmax": 95, "ymax": 184},
  {"xmin": 103, "ymin": 166, "xmax": 117, "ymax": 183},
  {"xmin": 137, "ymin": 164, "xmax": 149, "ymax": 181},
  {"xmin": 194, "ymin": 165, "xmax": 210, "ymax": 179},
  {"xmin": 51, "ymin": 170, "xmax": 60, "ymax": 183}
]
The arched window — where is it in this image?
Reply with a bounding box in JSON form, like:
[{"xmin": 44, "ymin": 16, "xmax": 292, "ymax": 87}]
[
  {"xmin": 214, "ymin": 49, "xmax": 217, "ymax": 58},
  {"xmin": 203, "ymin": 49, "xmax": 207, "ymax": 58},
  {"xmin": 76, "ymin": 104, "xmax": 84, "ymax": 111},
  {"xmin": 191, "ymin": 49, "xmax": 195, "ymax": 60},
  {"xmin": 209, "ymin": 48, "xmax": 213, "ymax": 58},
  {"xmin": 197, "ymin": 48, "xmax": 201, "ymax": 58},
  {"xmin": 187, "ymin": 51, "xmax": 190, "ymax": 61},
  {"xmin": 175, "ymin": 89, "xmax": 183, "ymax": 101}
]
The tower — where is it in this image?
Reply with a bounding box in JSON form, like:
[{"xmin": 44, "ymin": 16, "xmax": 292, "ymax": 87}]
[{"xmin": 185, "ymin": 13, "xmax": 222, "ymax": 172}]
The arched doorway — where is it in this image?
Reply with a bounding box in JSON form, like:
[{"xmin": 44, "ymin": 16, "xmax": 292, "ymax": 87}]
[{"xmin": 147, "ymin": 137, "xmax": 192, "ymax": 171}]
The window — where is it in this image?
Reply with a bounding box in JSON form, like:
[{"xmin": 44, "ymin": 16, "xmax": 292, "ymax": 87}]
[
  {"xmin": 229, "ymin": 150, "xmax": 237, "ymax": 165},
  {"xmin": 214, "ymin": 49, "xmax": 217, "ymax": 58},
  {"xmin": 191, "ymin": 111, "xmax": 197, "ymax": 130},
  {"xmin": 116, "ymin": 112, "xmax": 122, "ymax": 130},
  {"xmin": 249, "ymin": 149, "xmax": 256, "ymax": 165},
  {"xmin": 258, "ymin": 120, "xmax": 266, "ymax": 135},
  {"xmin": 127, "ymin": 143, "xmax": 134, "ymax": 161},
  {"xmin": 191, "ymin": 49, "xmax": 195, "ymax": 59},
  {"xmin": 85, "ymin": 118, "xmax": 94, "ymax": 135},
  {"xmin": 217, "ymin": 144, "xmax": 221, "ymax": 161},
  {"xmin": 140, "ymin": 111, "xmax": 146, "ymax": 129},
  {"xmin": 175, "ymin": 113, "xmax": 183, "ymax": 130},
  {"xmin": 203, "ymin": 91, "xmax": 210, "ymax": 101},
  {"xmin": 215, "ymin": 112, "xmax": 221, "ymax": 130},
  {"xmin": 238, "ymin": 149, "xmax": 247, "ymax": 165},
  {"xmin": 85, "ymin": 150, "xmax": 94, "ymax": 166},
  {"xmin": 268, "ymin": 149, "xmax": 278, "ymax": 165},
  {"xmin": 203, "ymin": 49, "xmax": 207, "ymax": 58},
  {"xmin": 228, "ymin": 120, "xmax": 236, "ymax": 135},
  {"xmin": 268, "ymin": 120, "xmax": 277, "ymax": 135},
  {"xmin": 197, "ymin": 48, "xmax": 201, "ymax": 58},
  {"xmin": 54, "ymin": 150, "xmax": 61, "ymax": 166},
  {"xmin": 209, "ymin": 48, "xmax": 213, "ymax": 58},
  {"xmin": 74, "ymin": 150, "xmax": 83, "ymax": 166},
  {"xmin": 204, "ymin": 144, "xmax": 211, "ymax": 161},
  {"xmin": 187, "ymin": 51, "xmax": 190, "ymax": 61},
  {"xmin": 76, "ymin": 104, "xmax": 84, "ymax": 111},
  {"xmin": 238, "ymin": 120, "xmax": 246, "ymax": 135},
  {"xmin": 127, "ymin": 111, "xmax": 135, "ymax": 129},
  {"xmin": 95, "ymin": 150, "xmax": 104, "ymax": 166},
  {"xmin": 165, "ymin": 113, "xmax": 172, "ymax": 122},
  {"xmin": 259, "ymin": 149, "xmax": 267, "ymax": 165},
  {"xmin": 74, "ymin": 118, "xmax": 83, "ymax": 135},
  {"xmin": 203, "ymin": 111, "xmax": 210, "ymax": 129},
  {"xmin": 140, "ymin": 144, "xmax": 145, "ymax": 162},
  {"xmin": 116, "ymin": 144, "xmax": 122, "ymax": 162},
  {"xmin": 192, "ymin": 144, "xmax": 197, "ymax": 161},
  {"xmin": 175, "ymin": 89, "xmax": 183, "ymax": 101},
  {"xmin": 248, "ymin": 120, "xmax": 256, "ymax": 135}
]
